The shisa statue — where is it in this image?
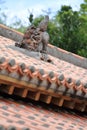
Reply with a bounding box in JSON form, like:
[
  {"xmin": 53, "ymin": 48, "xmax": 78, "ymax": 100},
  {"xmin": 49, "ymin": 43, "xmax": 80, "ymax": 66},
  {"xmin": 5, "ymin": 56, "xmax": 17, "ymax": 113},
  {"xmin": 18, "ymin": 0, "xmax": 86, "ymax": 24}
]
[{"xmin": 15, "ymin": 15, "xmax": 52, "ymax": 62}]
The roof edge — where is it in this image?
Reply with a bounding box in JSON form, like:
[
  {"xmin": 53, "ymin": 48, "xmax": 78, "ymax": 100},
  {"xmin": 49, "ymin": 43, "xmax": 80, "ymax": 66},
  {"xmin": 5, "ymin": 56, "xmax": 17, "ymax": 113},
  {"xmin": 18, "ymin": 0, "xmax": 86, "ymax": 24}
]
[
  {"xmin": 47, "ymin": 45, "xmax": 87, "ymax": 69},
  {"xmin": 0, "ymin": 24, "xmax": 87, "ymax": 69},
  {"xmin": 0, "ymin": 24, "xmax": 23, "ymax": 41}
]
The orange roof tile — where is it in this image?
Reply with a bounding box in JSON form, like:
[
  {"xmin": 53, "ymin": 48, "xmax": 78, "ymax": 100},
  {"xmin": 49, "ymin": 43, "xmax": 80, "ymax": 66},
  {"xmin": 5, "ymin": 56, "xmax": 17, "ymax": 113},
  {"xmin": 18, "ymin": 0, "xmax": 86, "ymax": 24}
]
[
  {"xmin": 0, "ymin": 93, "xmax": 87, "ymax": 130},
  {"xmin": 0, "ymin": 35, "xmax": 87, "ymax": 112}
]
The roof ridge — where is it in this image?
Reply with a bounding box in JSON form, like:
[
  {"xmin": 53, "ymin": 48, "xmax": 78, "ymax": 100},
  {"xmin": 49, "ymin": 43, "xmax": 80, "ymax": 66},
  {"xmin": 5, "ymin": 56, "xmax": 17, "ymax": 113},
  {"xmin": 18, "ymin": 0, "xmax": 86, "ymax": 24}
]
[{"xmin": 0, "ymin": 24, "xmax": 87, "ymax": 69}]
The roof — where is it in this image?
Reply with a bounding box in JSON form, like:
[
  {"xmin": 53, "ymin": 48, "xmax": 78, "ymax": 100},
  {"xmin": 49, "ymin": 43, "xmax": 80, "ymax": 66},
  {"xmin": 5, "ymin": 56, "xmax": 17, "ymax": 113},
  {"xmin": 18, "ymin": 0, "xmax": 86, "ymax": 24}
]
[
  {"xmin": 0, "ymin": 24, "xmax": 87, "ymax": 129},
  {"xmin": 0, "ymin": 93, "xmax": 87, "ymax": 130},
  {"xmin": 0, "ymin": 24, "xmax": 87, "ymax": 69},
  {"xmin": 0, "ymin": 35, "xmax": 87, "ymax": 112}
]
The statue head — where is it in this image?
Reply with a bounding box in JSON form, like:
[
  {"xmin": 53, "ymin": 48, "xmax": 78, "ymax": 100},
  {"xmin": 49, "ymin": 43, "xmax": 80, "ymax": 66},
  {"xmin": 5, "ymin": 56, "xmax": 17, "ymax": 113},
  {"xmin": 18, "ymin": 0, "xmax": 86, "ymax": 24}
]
[
  {"xmin": 38, "ymin": 15, "xmax": 49, "ymax": 31},
  {"xmin": 45, "ymin": 15, "xmax": 49, "ymax": 21}
]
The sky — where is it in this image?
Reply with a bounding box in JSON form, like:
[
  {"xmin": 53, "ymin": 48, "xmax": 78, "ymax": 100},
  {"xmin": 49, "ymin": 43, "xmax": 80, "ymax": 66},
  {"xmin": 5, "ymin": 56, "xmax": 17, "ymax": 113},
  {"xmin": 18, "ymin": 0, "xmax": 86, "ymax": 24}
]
[{"xmin": 1, "ymin": 0, "xmax": 84, "ymax": 25}]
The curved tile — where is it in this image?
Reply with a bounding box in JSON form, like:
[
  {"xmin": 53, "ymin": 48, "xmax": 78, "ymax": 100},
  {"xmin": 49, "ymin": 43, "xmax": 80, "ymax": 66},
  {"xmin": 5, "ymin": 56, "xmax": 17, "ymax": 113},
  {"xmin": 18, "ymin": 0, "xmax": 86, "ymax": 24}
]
[{"xmin": 0, "ymin": 35, "xmax": 87, "ymax": 111}]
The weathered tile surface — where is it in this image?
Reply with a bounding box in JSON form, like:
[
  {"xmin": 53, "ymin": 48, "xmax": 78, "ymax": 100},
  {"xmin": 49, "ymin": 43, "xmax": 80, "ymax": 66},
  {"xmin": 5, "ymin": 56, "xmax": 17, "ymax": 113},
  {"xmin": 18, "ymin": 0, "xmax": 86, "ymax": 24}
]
[
  {"xmin": 0, "ymin": 36, "xmax": 87, "ymax": 112},
  {"xmin": 0, "ymin": 94, "xmax": 87, "ymax": 130}
]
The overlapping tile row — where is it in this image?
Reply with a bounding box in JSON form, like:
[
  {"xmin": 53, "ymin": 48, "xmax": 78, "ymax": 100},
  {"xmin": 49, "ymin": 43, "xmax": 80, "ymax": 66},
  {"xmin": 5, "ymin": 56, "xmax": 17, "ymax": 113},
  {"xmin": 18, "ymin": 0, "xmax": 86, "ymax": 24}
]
[
  {"xmin": 1, "ymin": 23, "xmax": 87, "ymax": 69},
  {"xmin": 0, "ymin": 36, "xmax": 87, "ymax": 112},
  {"xmin": 0, "ymin": 95, "xmax": 87, "ymax": 130}
]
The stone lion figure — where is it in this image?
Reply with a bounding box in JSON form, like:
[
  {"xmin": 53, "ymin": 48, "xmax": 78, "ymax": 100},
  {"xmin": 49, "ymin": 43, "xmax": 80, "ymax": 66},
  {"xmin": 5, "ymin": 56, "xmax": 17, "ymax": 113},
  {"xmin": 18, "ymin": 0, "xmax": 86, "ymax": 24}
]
[
  {"xmin": 15, "ymin": 15, "xmax": 49, "ymax": 54},
  {"xmin": 15, "ymin": 15, "xmax": 52, "ymax": 62}
]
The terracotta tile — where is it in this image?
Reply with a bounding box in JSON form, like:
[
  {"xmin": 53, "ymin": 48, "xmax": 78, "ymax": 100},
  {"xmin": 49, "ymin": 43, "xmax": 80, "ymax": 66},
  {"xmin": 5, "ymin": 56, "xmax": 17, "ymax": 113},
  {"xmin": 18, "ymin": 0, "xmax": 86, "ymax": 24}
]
[
  {"xmin": 0, "ymin": 35, "xmax": 87, "ymax": 112},
  {"xmin": 0, "ymin": 94, "xmax": 86, "ymax": 130}
]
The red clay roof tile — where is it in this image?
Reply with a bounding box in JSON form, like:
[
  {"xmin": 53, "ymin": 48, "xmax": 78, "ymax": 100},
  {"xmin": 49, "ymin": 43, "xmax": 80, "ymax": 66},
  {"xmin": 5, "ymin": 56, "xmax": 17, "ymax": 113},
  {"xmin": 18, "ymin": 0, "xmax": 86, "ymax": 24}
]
[
  {"xmin": 0, "ymin": 94, "xmax": 87, "ymax": 130},
  {"xmin": 0, "ymin": 35, "xmax": 87, "ymax": 112}
]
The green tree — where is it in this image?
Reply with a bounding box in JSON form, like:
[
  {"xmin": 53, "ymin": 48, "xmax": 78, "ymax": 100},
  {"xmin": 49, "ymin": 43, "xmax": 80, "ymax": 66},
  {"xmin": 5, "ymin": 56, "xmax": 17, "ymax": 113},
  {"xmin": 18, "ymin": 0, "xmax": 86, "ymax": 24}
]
[
  {"xmin": 47, "ymin": 20, "xmax": 59, "ymax": 46},
  {"xmin": 28, "ymin": 13, "xmax": 33, "ymax": 24},
  {"xmin": 78, "ymin": 0, "xmax": 87, "ymax": 57},
  {"xmin": 32, "ymin": 15, "xmax": 44, "ymax": 27},
  {"xmin": 80, "ymin": 0, "xmax": 87, "ymax": 14},
  {"xmin": 55, "ymin": 5, "xmax": 82, "ymax": 54}
]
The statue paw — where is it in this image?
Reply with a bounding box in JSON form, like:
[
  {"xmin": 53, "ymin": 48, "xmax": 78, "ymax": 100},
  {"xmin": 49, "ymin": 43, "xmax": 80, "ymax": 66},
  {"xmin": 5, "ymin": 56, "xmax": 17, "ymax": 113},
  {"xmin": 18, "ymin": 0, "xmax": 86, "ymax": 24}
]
[
  {"xmin": 15, "ymin": 42, "xmax": 21, "ymax": 47},
  {"xmin": 40, "ymin": 50, "xmax": 47, "ymax": 54},
  {"xmin": 47, "ymin": 58, "xmax": 52, "ymax": 63}
]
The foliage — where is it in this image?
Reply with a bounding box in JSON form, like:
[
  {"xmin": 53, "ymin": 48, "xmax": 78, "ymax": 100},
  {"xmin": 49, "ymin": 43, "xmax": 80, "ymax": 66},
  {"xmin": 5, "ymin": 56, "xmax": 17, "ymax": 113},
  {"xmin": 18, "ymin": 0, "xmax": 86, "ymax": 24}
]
[
  {"xmin": 47, "ymin": 20, "xmax": 59, "ymax": 46},
  {"xmin": 28, "ymin": 13, "xmax": 33, "ymax": 24},
  {"xmin": 55, "ymin": 5, "xmax": 82, "ymax": 53},
  {"xmin": 78, "ymin": 0, "xmax": 87, "ymax": 57},
  {"xmin": 32, "ymin": 15, "xmax": 44, "ymax": 27}
]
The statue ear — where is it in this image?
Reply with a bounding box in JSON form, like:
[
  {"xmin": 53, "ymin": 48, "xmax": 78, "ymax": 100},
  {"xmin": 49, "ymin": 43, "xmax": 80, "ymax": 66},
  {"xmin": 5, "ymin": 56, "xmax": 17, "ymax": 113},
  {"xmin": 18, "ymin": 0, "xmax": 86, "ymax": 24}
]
[{"xmin": 45, "ymin": 15, "xmax": 49, "ymax": 20}]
